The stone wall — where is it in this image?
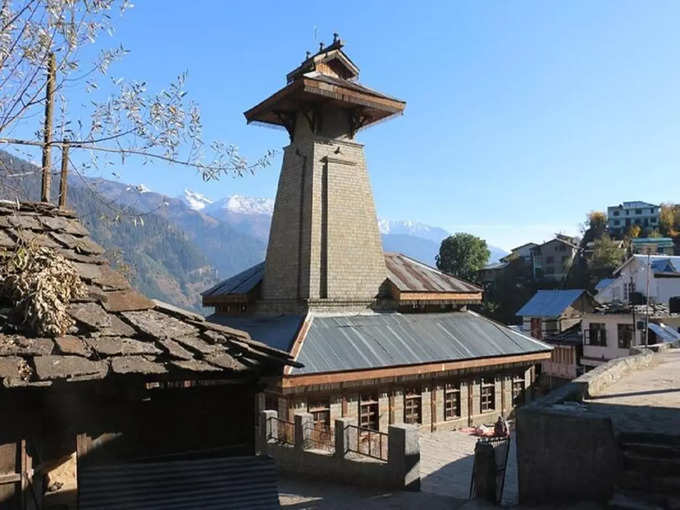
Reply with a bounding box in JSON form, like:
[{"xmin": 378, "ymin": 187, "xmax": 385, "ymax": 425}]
[
  {"xmin": 516, "ymin": 346, "xmax": 676, "ymax": 503},
  {"xmin": 262, "ymin": 111, "xmax": 386, "ymax": 311}
]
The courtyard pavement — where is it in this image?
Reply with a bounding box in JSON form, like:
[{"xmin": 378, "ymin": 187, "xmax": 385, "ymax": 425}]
[{"xmin": 279, "ymin": 429, "xmax": 519, "ymax": 509}]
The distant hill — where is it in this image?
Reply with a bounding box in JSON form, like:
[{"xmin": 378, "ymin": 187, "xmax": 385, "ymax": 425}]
[{"xmin": 0, "ymin": 151, "xmax": 218, "ymax": 311}]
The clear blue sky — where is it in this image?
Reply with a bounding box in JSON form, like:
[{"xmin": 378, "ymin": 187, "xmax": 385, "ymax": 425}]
[{"xmin": 13, "ymin": 1, "xmax": 680, "ymax": 250}]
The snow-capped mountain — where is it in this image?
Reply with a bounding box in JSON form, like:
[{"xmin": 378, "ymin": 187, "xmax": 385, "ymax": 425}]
[
  {"xmin": 181, "ymin": 189, "xmax": 213, "ymax": 211},
  {"xmin": 378, "ymin": 219, "xmax": 450, "ymax": 244},
  {"xmin": 205, "ymin": 195, "xmax": 274, "ymax": 216}
]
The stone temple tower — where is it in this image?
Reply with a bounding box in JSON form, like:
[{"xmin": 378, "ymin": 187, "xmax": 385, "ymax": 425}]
[{"xmin": 244, "ymin": 36, "xmax": 406, "ymax": 313}]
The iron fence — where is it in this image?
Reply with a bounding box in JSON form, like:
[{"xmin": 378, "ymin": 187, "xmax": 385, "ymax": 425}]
[
  {"xmin": 267, "ymin": 416, "xmax": 295, "ymax": 446},
  {"xmin": 346, "ymin": 424, "xmax": 388, "ymax": 461}
]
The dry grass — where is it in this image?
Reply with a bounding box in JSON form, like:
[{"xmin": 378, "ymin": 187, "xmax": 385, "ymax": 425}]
[{"xmin": 0, "ymin": 239, "xmax": 85, "ymax": 337}]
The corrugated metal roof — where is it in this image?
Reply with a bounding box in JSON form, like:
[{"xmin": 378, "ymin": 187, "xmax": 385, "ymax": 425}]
[
  {"xmin": 384, "ymin": 253, "xmax": 481, "ymax": 293},
  {"xmin": 202, "ymin": 262, "xmax": 264, "ymax": 297},
  {"xmin": 290, "ymin": 311, "xmax": 550, "ymax": 375},
  {"xmin": 595, "ymin": 278, "xmax": 615, "ymax": 291},
  {"xmin": 648, "ymin": 322, "xmax": 680, "ymax": 342},
  {"xmin": 79, "ymin": 455, "xmax": 280, "ymax": 509},
  {"xmin": 206, "ymin": 314, "xmax": 304, "ymax": 352},
  {"xmin": 516, "ymin": 289, "xmax": 586, "ymax": 319},
  {"xmin": 620, "ymin": 201, "xmax": 657, "ymax": 209}
]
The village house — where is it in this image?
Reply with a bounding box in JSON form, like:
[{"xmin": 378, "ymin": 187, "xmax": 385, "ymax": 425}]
[
  {"xmin": 477, "ymin": 261, "xmax": 508, "ymax": 288},
  {"xmin": 607, "ymin": 201, "xmax": 660, "ymax": 237},
  {"xmin": 596, "ymin": 254, "xmax": 680, "ymax": 308},
  {"xmin": 581, "ymin": 302, "xmax": 680, "ymax": 369},
  {"xmin": 540, "ymin": 325, "xmax": 583, "ymax": 386},
  {"xmin": 502, "ymin": 242, "xmax": 538, "ymax": 266},
  {"xmin": 0, "ymin": 202, "xmax": 295, "ymax": 509},
  {"xmin": 531, "ymin": 234, "xmax": 580, "ymax": 282},
  {"xmin": 631, "ymin": 237, "xmax": 675, "ymax": 255},
  {"xmin": 517, "ymin": 289, "xmax": 594, "ymax": 340},
  {"xmin": 203, "ymin": 37, "xmax": 552, "ymax": 437},
  {"xmin": 517, "ymin": 289, "xmax": 595, "ymax": 385}
]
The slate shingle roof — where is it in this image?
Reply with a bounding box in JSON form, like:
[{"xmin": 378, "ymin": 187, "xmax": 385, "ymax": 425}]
[{"xmin": 0, "ymin": 201, "xmax": 295, "ymax": 388}]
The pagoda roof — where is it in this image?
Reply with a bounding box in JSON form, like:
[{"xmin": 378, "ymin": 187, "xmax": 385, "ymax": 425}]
[{"xmin": 244, "ymin": 71, "xmax": 405, "ymax": 130}]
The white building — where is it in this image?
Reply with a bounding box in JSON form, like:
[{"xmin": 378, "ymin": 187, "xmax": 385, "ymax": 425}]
[
  {"xmin": 595, "ymin": 255, "xmax": 680, "ymax": 308},
  {"xmin": 607, "ymin": 201, "xmax": 660, "ymax": 236},
  {"xmin": 581, "ymin": 304, "xmax": 680, "ymax": 369}
]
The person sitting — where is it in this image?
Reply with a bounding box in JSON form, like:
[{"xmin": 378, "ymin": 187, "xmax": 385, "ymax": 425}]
[{"xmin": 494, "ymin": 416, "xmax": 509, "ymax": 437}]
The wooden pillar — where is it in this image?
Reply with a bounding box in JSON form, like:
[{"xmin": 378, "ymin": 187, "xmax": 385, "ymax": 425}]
[
  {"xmin": 58, "ymin": 143, "xmax": 69, "ymax": 208},
  {"xmin": 41, "ymin": 52, "xmax": 56, "ymax": 203}
]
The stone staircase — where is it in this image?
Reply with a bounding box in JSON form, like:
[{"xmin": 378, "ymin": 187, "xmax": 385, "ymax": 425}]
[{"xmin": 609, "ymin": 433, "xmax": 680, "ymax": 509}]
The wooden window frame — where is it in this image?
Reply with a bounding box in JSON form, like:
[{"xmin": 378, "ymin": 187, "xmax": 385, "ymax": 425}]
[
  {"xmin": 404, "ymin": 387, "xmax": 422, "ymax": 424},
  {"xmin": 308, "ymin": 399, "xmax": 330, "ymax": 431},
  {"xmin": 444, "ymin": 382, "xmax": 461, "ymax": 420},
  {"xmin": 481, "ymin": 378, "xmax": 496, "ymax": 413},
  {"xmin": 511, "ymin": 376, "xmax": 525, "ymax": 407},
  {"xmin": 617, "ymin": 323, "xmax": 634, "ymax": 349},
  {"xmin": 588, "ymin": 323, "xmax": 607, "ymax": 346},
  {"xmin": 359, "ymin": 394, "xmax": 379, "ymax": 431}
]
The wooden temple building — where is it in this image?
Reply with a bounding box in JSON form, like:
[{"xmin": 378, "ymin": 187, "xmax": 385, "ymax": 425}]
[
  {"xmin": 203, "ymin": 36, "xmax": 552, "ymax": 435},
  {"xmin": 0, "ymin": 202, "xmax": 294, "ymax": 509}
]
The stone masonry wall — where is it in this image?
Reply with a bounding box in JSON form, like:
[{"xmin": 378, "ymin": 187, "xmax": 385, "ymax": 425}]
[{"xmin": 261, "ymin": 113, "xmax": 386, "ymax": 310}]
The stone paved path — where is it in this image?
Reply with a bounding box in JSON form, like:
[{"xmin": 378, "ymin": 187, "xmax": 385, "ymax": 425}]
[
  {"xmin": 584, "ymin": 349, "xmax": 680, "ymax": 434},
  {"xmin": 419, "ymin": 430, "xmax": 518, "ymax": 506}
]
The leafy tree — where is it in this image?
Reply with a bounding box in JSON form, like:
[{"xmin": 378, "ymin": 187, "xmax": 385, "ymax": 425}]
[
  {"xmin": 588, "ymin": 235, "xmax": 625, "ymax": 282},
  {"xmin": 436, "ymin": 233, "xmax": 490, "ymax": 283},
  {"xmin": 626, "ymin": 224, "xmax": 641, "ymax": 239},
  {"xmin": 660, "ymin": 204, "xmax": 680, "ymax": 238},
  {"xmin": 481, "ymin": 257, "xmax": 535, "ymax": 324}
]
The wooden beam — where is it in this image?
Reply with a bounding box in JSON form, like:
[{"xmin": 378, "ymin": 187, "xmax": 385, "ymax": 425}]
[
  {"xmin": 397, "ymin": 291, "xmax": 483, "ymax": 302},
  {"xmin": 0, "ymin": 473, "xmax": 20, "ymax": 485},
  {"xmin": 281, "ymin": 351, "xmax": 551, "ymax": 388}
]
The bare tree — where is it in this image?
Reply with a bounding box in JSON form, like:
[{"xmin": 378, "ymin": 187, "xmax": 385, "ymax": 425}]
[{"xmin": 0, "ymin": 0, "xmax": 272, "ymax": 194}]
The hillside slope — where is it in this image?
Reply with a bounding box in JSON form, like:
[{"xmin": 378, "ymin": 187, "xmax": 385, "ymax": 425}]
[{"xmin": 0, "ymin": 151, "xmax": 217, "ymax": 310}]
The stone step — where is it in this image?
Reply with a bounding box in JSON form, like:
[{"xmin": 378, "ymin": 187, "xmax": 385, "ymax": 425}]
[
  {"xmin": 609, "ymin": 492, "xmax": 664, "ymax": 510},
  {"xmin": 622, "ymin": 441, "xmax": 680, "ymax": 459},
  {"xmin": 619, "ymin": 432, "xmax": 680, "ymax": 448},
  {"xmin": 618, "ymin": 469, "xmax": 680, "ymax": 495},
  {"xmin": 623, "ymin": 452, "xmax": 680, "ymax": 476}
]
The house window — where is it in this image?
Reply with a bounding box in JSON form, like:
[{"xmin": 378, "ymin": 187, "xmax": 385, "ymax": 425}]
[
  {"xmin": 360, "ymin": 394, "xmax": 379, "ymax": 431},
  {"xmin": 614, "ymin": 220, "xmax": 620, "ymax": 226},
  {"xmin": 635, "ymin": 209, "xmax": 642, "ymax": 215},
  {"xmin": 512, "ymin": 376, "xmax": 525, "ymax": 407},
  {"xmin": 308, "ymin": 399, "xmax": 330, "ymax": 431},
  {"xmin": 546, "ymin": 256, "xmax": 555, "ymax": 263},
  {"xmin": 617, "ymin": 324, "xmax": 634, "ymax": 349},
  {"xmin": 530, "ymin": 318, "xmax": 542, "ymax": 339},
  {"xmin": 481, "ymin": 378, "xmax": 496, "ymax": 413},
  {"xmin": 404, "ymin": 388, "xmax": 422, "ymax": 424},
  {"xmin": 588, "ymin": 323, "xmax": 607, "ymax": 346},
  {"xmin": 613, "ymin": 211, "xmax": 620, "ymax": 216},
  {"xmin": 444, "ymin": 383, "xmax": 461, "ymax": 420},
  {"xmin": 624, "ymin": 282, "xmax": 636, "ymax": 302}
]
